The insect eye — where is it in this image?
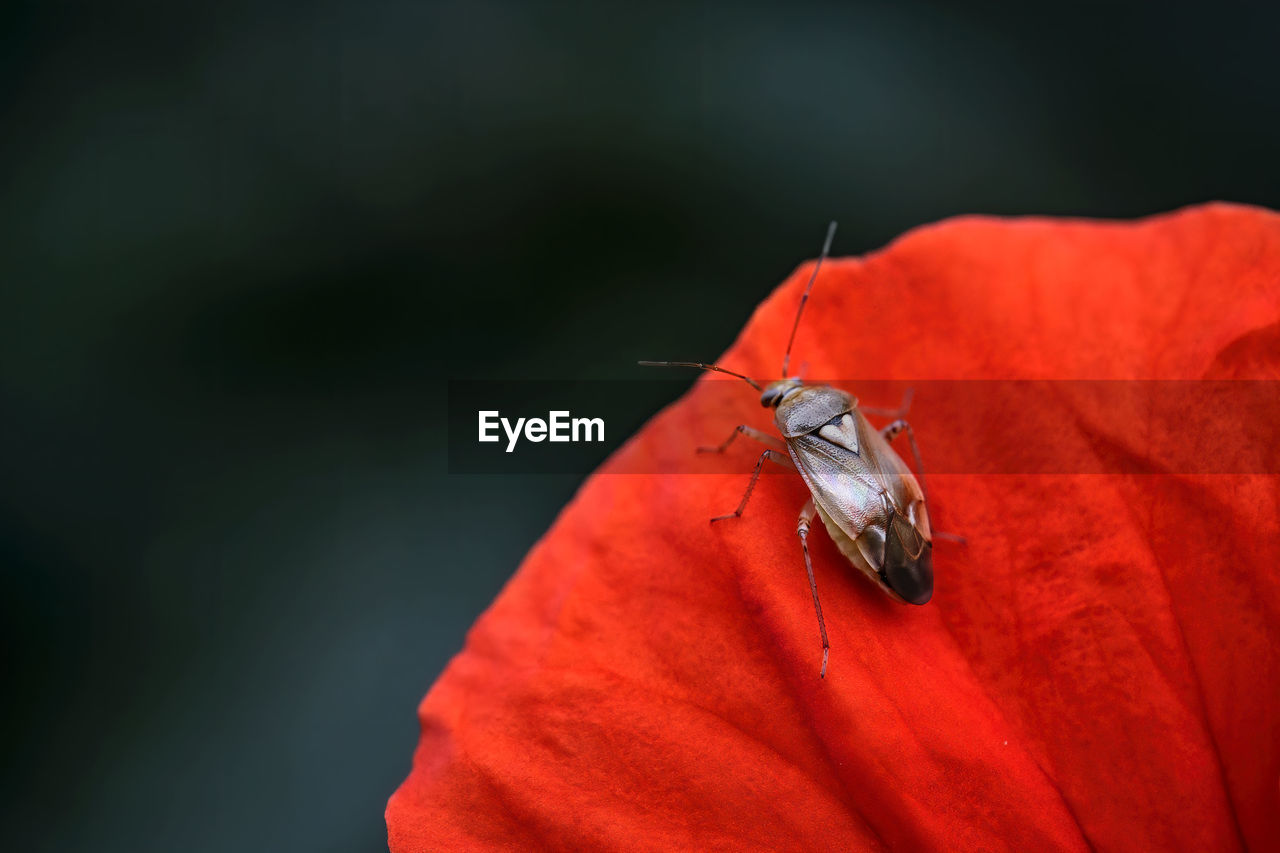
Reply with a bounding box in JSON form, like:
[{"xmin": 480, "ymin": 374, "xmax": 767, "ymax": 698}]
[{"xmin": 760, "ymin": 379, "xmax": 802, "ymax": 407}]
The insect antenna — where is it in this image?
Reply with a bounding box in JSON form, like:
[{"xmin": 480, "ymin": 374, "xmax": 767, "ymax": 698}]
[
  {"xmin": 638, "ymin": 361, "xmax": 763, "ymax": 392},
  {"xmin": 781, "ymin": 221, "xmax": 837, "ymax": 378}
]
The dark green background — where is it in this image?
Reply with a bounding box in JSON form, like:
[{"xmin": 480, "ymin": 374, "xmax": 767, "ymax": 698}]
[{"xmin": 3, "ymin": 2, "xmax": 1278, "ymax": 850}]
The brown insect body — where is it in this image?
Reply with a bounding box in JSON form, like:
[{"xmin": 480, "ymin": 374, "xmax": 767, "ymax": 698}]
[
  {"xmin": 641, "ymin": 222, "xmax": 942, "ymax": 677},
  {"xmin": 765, "ymin": 380, "xmax": 933, "ymax": 605}
]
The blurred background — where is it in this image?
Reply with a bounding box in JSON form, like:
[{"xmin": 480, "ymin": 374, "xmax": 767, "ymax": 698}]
[{"xmin": 2, "ymin": 1, "xmax": 1279, "ymax": 850}]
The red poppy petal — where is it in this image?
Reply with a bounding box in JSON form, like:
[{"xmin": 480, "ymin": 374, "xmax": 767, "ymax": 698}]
[{"xmin": 388, "ymin": 203, "xmax": 1280, "ymax": 851}]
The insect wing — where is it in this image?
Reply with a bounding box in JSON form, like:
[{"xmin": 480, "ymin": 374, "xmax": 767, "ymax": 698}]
[
  {"xmin": 862, "ymin": 421, "xmax": 931, "ymax": 544},
  {"xmin": 786, "ymin": 422, "xmax": 884, "ymax": 544},
  {"xmin": 787, "ymin": 410, "xmax": 928, "ymax": 546}
]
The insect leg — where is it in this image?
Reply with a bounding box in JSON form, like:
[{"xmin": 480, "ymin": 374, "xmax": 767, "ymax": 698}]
[
  {"xmin": 697, "ymin": 424, "xmax": 785, "ymax": 454},
  {"xmin": 710, "ymin": 449, "xmax": 794, "ymax": 523},
  {"xmin": 859, "ymin": 387, "xmax": 915, "ymax": 420},
  {"xmin": 880, "ymin": 418, "xmax": 929, "ymax": 501},
  {"xmin": 797, "ymin": 498, "xmax": 830, "ymax": 679}
]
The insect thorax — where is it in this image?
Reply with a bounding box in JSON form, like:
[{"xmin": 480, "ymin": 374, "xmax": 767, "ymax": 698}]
[{"xmin": 773, "ymin": 384, "xmax": 857, "ymax": 438}]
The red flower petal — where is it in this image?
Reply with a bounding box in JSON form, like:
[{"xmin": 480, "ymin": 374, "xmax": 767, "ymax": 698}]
[{"xmin": 388, "ymin": 204, "xmax": 1280, "ymax": 851}]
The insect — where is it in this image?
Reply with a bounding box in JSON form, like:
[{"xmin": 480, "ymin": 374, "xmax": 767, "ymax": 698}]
[{"xmin": 641, "ymin": 222, "xmax": 941, "ymax": 679}]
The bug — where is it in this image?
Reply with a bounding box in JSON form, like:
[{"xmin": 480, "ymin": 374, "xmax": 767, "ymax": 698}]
[{"xmin": 641, "ymin": 222, "xmax": 941, "ymax": 678}]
